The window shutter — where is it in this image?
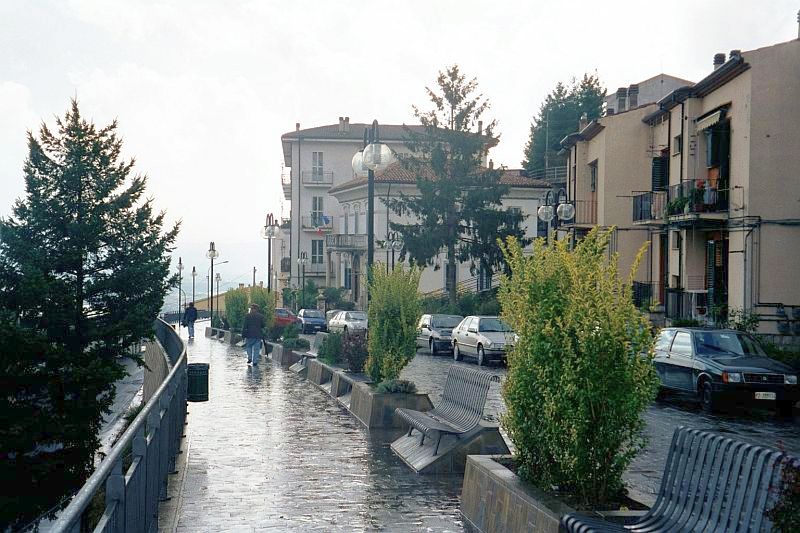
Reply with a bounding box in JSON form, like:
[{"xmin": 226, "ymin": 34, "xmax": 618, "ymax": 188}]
[{"xmin": 651, "ymin": 156, "xmax": 668, "ymax": 191}]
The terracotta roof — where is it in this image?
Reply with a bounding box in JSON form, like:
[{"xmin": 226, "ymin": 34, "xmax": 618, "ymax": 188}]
[{"xmin": 328, "ymin": 162, "xmax": 549, "ymax": 194}]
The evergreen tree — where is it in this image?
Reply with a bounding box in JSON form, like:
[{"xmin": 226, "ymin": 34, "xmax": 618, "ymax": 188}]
[
  {"xmin": 0, "ymin": 100, "xmax": 178, "ymax": 528},
  {"xmin": 522, "ymin": 73, "xmax": 606, "ymax": 175},
  {"xmin": 387, "ymin": 65, "xmax": 527, "ymax": 305}
]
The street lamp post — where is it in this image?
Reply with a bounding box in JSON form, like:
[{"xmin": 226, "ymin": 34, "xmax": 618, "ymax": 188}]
[
  {"xmin": 261, "ymin": 214, "xmax": 280, "ymax": 292},
  {"xmin": 206, "ymin": 242, "xmax": 219, "ymax": 321},
  {"xmin": 215, "ymin": 272, "xmax": 222, "ymax": 318},
  {"xmin": 390, "ymin": 234, "xmax": 403, "ymax": 270},
  {"xmin": 352, "ymin": 120, "xmax": 394, "ymax": 303},
  {"xmin": 177, "ymin": 257, "xmax": 183, "ymax": 325},
  {"xmin": 536, "ymin": 188, "xmax": 574, "ymax": 244},
  {"xmin": 297, "ymin": 252, "xmax": 308, "ymax": 311},
  {"xmin": 191, "ymin": 266, "xmax": 197, "ymax": 304}
]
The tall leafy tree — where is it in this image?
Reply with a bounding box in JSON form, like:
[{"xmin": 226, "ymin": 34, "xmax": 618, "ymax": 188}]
[
  {"xmin": 0, "ymin": 100, "xmax": 178, "ymax": 528},
  {"xmin": 387, "ymin": 65, "xmax": 527, "ymax": 305},
  {"xmin": 522, "ymin": 73, "xmax": 606, "ymax": 175}
]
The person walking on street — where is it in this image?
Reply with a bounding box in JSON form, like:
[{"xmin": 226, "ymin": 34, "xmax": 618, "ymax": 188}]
[
  {"xmin": 184, "ymin": 302, "xmax": 198, "ymax": 339},
  {"xmin": 242, "ymin": 303, "xmax": 266, "ymax": 366}
]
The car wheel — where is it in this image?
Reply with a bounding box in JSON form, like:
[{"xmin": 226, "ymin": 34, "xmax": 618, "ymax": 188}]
[
  {"xmin": 429, "ymin": 338, "xmax": 437, "ymax": 356},
  {"xmin": 343, "ymin": 326, "xmax": 348, "ymax": 337},
  {"xmin": 700, "ymin": 380, "xmax": 717, "ymax": 413},
  {"xmin": 453, "ymin": 343, "xmax": 463, "ymax": 361},
  {"xmin": 477, "ymin": 345, "xmax": 486, "ymax": 367},
  {"xmin": 777, "ymin": 400, "xmax": 795, "ymax": 418}
]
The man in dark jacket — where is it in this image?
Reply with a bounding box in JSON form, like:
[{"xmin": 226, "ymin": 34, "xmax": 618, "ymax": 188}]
[
  {"xmin": 184, "ymin": 302, "xmax": 199, "ymax": 339},
  {"xmin": 241, "ymin": 303, "xmax": 266, "ymax": 366}
]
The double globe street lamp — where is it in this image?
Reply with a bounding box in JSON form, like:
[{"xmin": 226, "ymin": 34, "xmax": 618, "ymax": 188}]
[
  {"xmin": 351, "ymin": 120, "xmax": 395, "ymax": 301},
  {"xmin": 206, "ymin": 242, "xmax": 219, "ymax": 321},
  {"xmin": 261, "ymin": 214, "xmax": 281, "ymax": 292},
  {"xmin": 297, "ymin": 251, "xmax": 308, "ymax": 312},
  {"xmin": 536, "ymin": 188, "xmax": 575, "ymax": 244},
  {"xmin": 177, "ymin": 257, "xmax": 184, "ymax": 325}
]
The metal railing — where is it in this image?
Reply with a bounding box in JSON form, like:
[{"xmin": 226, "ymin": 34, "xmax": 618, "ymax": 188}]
[
  {"xmin": 665, "ymin": 288, "xmax": 708, "ymax": 320},
  {"xmin": 326, "ymin": 234, "xmax": 367, "ymax": 250},
  {"xmin": 301, "ymin": 215, "xmax": 334, "ymax": 231},
  {"xmin": 52, "ymin": 318, "xmax": 187, "ymax": 533},
  {"xmin": 632, "ymin": 281, "xmax": 663, "ymax": 309},
  {"xmin": 301, "ymin": 170, "xmax": 334, "ymax": 185},
  {"xmin": 667, "ymin": 181, "xmax": 729, "ymax": 216},
  {"xmin": 632, "ymin": 191, "xmax": 667, "ymax": 223},
  {"xmin": 526, "ymin": 166, "xmax": 568, "ymax": 183}
]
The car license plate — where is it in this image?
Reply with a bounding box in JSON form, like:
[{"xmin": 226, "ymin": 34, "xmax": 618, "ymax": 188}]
[{"xmin": 754, "ymin": 392, "xmax": 776, "ymax": 400}]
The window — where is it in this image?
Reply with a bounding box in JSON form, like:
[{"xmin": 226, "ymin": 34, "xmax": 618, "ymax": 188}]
[
  {"xmin": 445, "ymin": 262, "xmax": 456, "ymax": 293},
  {"xmin": 312, "ymin": 152, "xmax": 324, "ymax": 180},
  {"xmin": 671, "ymin": 230, "xmax": 682, "ymax": 250},
  {"xmin": 344, "ymin": 266, "xmax": 352, "ymax": 289},
  {"xmin": 673, "ymin": 134, "xmax": 683, "ymax": 155},
  {"xmin": 651, "ymin": 155, "xmax": 669, "ymax": 191},
  {"xmin": 670, "ymin": 332, "xmax": 693, "ymax": 356},
  {"xmin": 478, "ymin": 264, "xmax": 492, "ymax": 291},
  {"xmin": 354, "ymin": 208, "xmax": 360, "ymax": 234},
  {"xmin": 311, "ymin": 240, "xmax": 323, "ymax": 264},
  {"xmin": 312, "ymin": 196, "xmax": 324, "ymax": 225},
  {"xmin": 655, "ymin": 330, "xmax": 676, "ymax": 352},
  {"xmin": 589, "ymin": 160, "xmax": 598, "ymax": 192},
  {"xmin": 343, "ymin": 208, "xmax": 349, "ymax": 234}
]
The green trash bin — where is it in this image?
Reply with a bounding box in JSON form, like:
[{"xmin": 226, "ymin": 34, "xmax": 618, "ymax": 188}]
[{"xmin": 187, "ymin": 363, "xmax": 209, "ymax": 402}]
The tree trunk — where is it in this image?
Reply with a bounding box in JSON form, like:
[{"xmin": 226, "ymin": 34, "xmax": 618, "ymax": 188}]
[{"xmin": 447, "ymin": 242, "xmax": 457, "ymax": 306}]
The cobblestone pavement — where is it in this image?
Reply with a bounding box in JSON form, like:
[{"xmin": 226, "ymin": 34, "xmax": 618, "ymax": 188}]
[{"xmin": 176, "ymin": 331, "xmax": 465, "ymax": 532}]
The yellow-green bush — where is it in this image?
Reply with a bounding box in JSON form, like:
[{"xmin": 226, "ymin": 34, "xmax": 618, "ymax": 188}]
[
  {"xmin": 249, "ymin": 286, "xmax": 275, "ymax": 332},
  {"xmin": 499, "ymin": 228, "xmax": 658, "ymax": 505},
  {"xmin": 224, "ymin": 288, "xmax": 249, "ymax": 332},
  {"xmin": 366, "ymin": 265, "xmax": 421, "ymax": 384}
]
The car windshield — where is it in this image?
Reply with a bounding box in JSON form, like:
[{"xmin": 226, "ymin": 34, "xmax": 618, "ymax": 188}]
[
  {"xmin": 432, "ymin": 316, "xmax": 462, "ymax": 328},
  {"xmin": 303, "ymin": 310, "xmax": 324, "ymax": 318},
  {"xmin": 478, "ymin": 318, "xmax": 513, "ymax": 333},
  {"xmin": 347, "ymin": 312, "xmax": 367, "ymax": 321},
  {"xmin": 694, "ymin": 331, "xmax": 767, "ymax": 358}
]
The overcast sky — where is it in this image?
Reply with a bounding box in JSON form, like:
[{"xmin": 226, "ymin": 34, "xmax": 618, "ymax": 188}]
[{"xmin": 1, "ymin": 0, "xmax": 797, "ymax": 297}]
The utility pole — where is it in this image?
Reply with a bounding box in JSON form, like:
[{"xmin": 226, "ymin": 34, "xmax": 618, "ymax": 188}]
[{"xmin": 253, "ymin": 266, "xmax": 256, "ymax": 287}]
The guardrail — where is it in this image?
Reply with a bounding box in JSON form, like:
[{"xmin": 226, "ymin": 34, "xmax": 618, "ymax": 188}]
[{"xmin": 52, "ymin": 318, "xmax": 187, "ymax": 532}]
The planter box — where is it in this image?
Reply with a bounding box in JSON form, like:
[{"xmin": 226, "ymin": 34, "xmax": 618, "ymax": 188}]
[
  {"xmin": 461, "ymin": 455, "xmax": 575, "ymax": 533},
  {"xmin": 205, "ymin": 327, "xmax": 216, "ymax": 338},
  {"xmin": 271, "ymin": 343, "xmax": 303, "ymax": 368},
  {"xmin": 329, "ymin": 369, "xmax": 371, "ymax": 410},
  {"xmin": 307, "ymin": 358, "xmax": 333, "ymax": 386},
  {"xmin": 223, "ymin": 330, "xmax": 242, "ymax": 344},
  {"xmin": 349, "ymin": 382, "xmax": 433, "ymax": 429}
]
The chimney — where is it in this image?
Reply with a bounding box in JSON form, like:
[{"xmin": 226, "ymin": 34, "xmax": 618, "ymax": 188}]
[
  {"xmin": 344, "ymin": 117, "xmax": 350, "ymax": 132},
  {"xmin": 616, "ymin": 87, "xmax": 628, "ymax": 112},
  {"xmin": 729, "ymin": 49, "xmax": 741, "ymax": 61},
  {"xmin": 478, "ymin": 120, "xmax": 483, "ymax": 135},
  {"xmin": 295, "ymin": 122, "xmax": 300, "ymax": 132},
  {"xmin": 713, "ymin": 53, "xmax": 726, "ymax": 69},
  {"xmin": 627, "ymin": 84, "xmax": 639, "ymax": 108},
  {"xmin": 338, "ymin": 116, "xmax": 344, "ymax": 133},
  {"xmin": 579, "ymin": 112, "xmax": 589, "ymax": 130}
]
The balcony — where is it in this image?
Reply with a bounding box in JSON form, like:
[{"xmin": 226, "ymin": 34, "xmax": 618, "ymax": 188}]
[
  {"xmin": 301, "ymin": 170, "xmax": 334, "ymax": 186},
  {"xmin": 301, "ymin": 215, "xmax": 334, "ymax": 232},
  {"xmin": 666, "ymin": 181, "xmax": 728, "ymax": 225},
  {"xmin": 326, "ymin": 234, "xmax": 367, "ymax": 251},
  {"xmin": 282, "ymin": 173, "xmax": 291, "ymax": 200},
  {"xmin": 300, "ymin": 262, "xmax": 327, "ymax": 276},
  {"xmin": 665, "ymin": 288, "xmax": 709, "ymax": 322},
  {"xmin": 632, "ymin": 191, "xmax": 667, "ymax": 225},
  {"xmin": 562, "ymin": 199, "xmax": 597, "ymax": 226},
  {"xmin": 632, "ymin": 281, "xmax": 663, "ymax": 309}
]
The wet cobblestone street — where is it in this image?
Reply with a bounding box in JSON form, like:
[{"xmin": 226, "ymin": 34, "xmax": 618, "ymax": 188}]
[{"xmin": 175, "ymin": 328, "xmax": 799, "ymax": 531}]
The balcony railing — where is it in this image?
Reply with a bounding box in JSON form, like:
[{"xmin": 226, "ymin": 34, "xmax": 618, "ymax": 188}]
[
  {"xmin": 632, "ymin": 191, "xmax": 667, "ymax": 223},
  {"xmin": 326, "ymin": 234, "xmax": 367, "ymax": 250},
  {"xmin": 301, "ymin": 215, "xmax": 334, "ymax": 231},
  {"xmin": 666, "ymin": 181, "xmax": 728, "ymax": 216},
  {"xmin": 300, "ymin": 262, "xmax": 327, "ymax": 275},
  {"xmin": 568, "ymin": 199, "xmax": 597, "ymax": 225},
  {"xmin": 301, "ymin": 170, "xmax": 334, "ymax": 186},
  {"xmin": 665, "ymin": 288, "xmax": 709, "ymax": 321},
  {"xmin": 526, "ymin": 166, "xmax": 568, "ymax": 183},
  {"xmin": 632, "ymin": 281, "xmax": 663, "ymax": 309}
]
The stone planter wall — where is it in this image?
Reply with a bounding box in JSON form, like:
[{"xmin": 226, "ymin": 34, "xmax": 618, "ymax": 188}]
[
  {"xmin": 349, "ymin": 382, "xmax": 433, "ymax": 429},
  {"xmin": 271, "ymin": 343, "xmax": 303, "ymax": 368},
  {"xmin": 461, "ymin": 455, "xmax": 575, "ymax": 533},
  {"xmin": 307, "ymin": 359, "xmax": 333, "ymax": 386}
]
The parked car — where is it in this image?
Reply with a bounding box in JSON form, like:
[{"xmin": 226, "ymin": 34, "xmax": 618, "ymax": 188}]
[
  {"xmin": 274, "ymin": 307, "xmax": 300, "ymax": 329},
  {"xmin": 451, "ymin": 316, "xmax": 517, "ymax": 366},
  {"xmin": 298, "ymin": 308, "xmax": 327, "ymax": 334},
  {"xmin": 326, "ymin": 309, "xmax": 342, "ymax": 327},
  {"xmin": 416, "ymin": 314, "xmax": 463, "ymax": 355},
  {"xmin": 328, "ymin": 310, "xmax": 368, "ymax": 335},
  {"xmin": 653, "ymin": 328, "xmax": 799, "ymax": 415}
]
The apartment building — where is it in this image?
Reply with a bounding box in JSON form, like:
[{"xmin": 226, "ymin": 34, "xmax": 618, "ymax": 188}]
[
  {"xmin": 279, "ymin": 118, "xmax": 549, "ymax": 308},
  {"xmin": 565, "ymin": 36, "xmax": 800, "ymax": 337}
]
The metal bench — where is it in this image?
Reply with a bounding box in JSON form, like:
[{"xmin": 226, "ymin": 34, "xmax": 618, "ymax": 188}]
[
  {"xmin": 395, "ymin": 366, "xmax": 499, "ymax": 455},
  {"xmin": 561, "ymin": 426, "xmax": 793, "ymax": 532}
]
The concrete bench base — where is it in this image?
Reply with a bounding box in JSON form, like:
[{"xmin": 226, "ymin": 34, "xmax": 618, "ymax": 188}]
[{"xmin": 390, "ymin": 421, "xmax": 509, "ymax": 475}]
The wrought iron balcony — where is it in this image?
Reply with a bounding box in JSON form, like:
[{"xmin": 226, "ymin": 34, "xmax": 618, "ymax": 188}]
[
  {"xmin": 632, "ymin": 191, "xmax": 667, "ymax": 224},
  {"xmin": 666, "ymin": 181, "xmax": 728, "ymax": 218},
  {"xmin": 326, "ymin": 234, "xmax": 367, "ymax": 251},
  {"xmin": 301, "ymin": 170, "xmax": 334, "ymax": 186},
  {"xmin": 632, "ymin": 281, "xmax": 663, "ymax": 309},
  {"xmin": 301, "ymin": 215, "xmax": 334, "ymax": 231}
]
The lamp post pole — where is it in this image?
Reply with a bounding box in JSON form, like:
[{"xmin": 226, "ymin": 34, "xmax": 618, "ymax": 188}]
[
  {"xmin": 261, "ymin": 214, "xmax": 280, "ymax": 292},
  {"xmin": 391, "ymin": 235, "xmax": 402, "ymax": 271},
  {"xmin": 206, "ymin": 242, "xmax": 219, "ymax": 322},
  {"xmin": 215, "ymin": 272, "xmax": 221, "ymax": 318},
  {"xmin": 297, "ymin": 252, "xmax": 308, "ymax": 311},
  {"xmin": 191, "ymin": 266, "xmax": 197, "ymax": 304},
  {"xmin": 177, "ymin": 257, "xmax": 183, "ymax": 325}
]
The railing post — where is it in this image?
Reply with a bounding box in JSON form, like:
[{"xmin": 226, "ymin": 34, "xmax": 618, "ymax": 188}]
[{"xmin": 105, "ymin": 458, "xmax": 125, "ymax": 531}]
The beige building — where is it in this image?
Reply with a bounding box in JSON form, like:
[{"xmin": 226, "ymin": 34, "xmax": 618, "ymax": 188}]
[{"xmin": 564, "ymin": 37, "xmax": 800, "ymax": 337}]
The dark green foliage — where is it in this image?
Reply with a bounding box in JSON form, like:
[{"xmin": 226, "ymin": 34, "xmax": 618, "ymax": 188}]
[
  {"xmin": 763, "ymin": 343, "xmax": 800, "ymax": 371},
  {"xmin": 387, "ymin": 65, "xmax": 528, "ymax": 305},
  {"xmin": 323, "ymin": 287, "xmax": 355, "ymax": 311},
  {"xmin": 375, "ymin": 379, "xmax": 417, "ymax": 394},
  {"xmin": 672, "ymin": 318, "xmax": 701, "ymax": 327},
  {"xmin": 0, "ymin": 100, "xmax": 177, "ymax": 528},
  {"xmin": 224, "ymin": 288, "xmax": 249, "ymax": 332},
  {"xmin": 522, "ymin": 74, "xmax": 605, "ymax": 173},
  {"xmin": 766, "ymin": 456, "xmax": 800, "ymax": 532},
  {"xmin": 282, "ymin": 323, "xmax": 299, "ymax": 340},
  {"xmin": 282, "ymin": 337, "xmax": 310, "ymax": 351},
  {"xmin": 421, "ymin": 289, "xmax": 499, "ymax": 317},
  {"xmin": 267, "ymin": 325, "xmax": 285, "ymax": 342},
  {"xmin": 211, "ymin": 314, "xmax": 225, "ymax": 328},
  {"xmin": 342, "ymin": 333, "xmax": 368, "ymax": 373},
  {"xmin": 282, "ymin": 280, "xmax": 318, "ymax": 311},
  {"xmin": 318, "ymin": 332, "xmax": 343, "ymax": 364}
]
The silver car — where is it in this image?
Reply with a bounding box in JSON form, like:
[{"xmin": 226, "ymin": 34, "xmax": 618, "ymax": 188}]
[
  {"xmin": 328, "ymin": 310, "xmax": 368, "ymax": 335},
  {"xmin": 451, "ymin": 315, "xmax": 516, "ymax": 366},
  {"xmin": 416, "ymin": 314, "xmax": 463, "ymax": 355}
]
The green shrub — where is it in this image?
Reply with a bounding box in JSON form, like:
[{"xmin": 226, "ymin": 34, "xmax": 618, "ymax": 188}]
[
  {"xmin": 763, "ymin": 342, "xmax": 800, "ymax": 370},
  {"xmin": 267, "ymin": 325, "xmax": 285, "ymax": 342},
  {"xmin": 766, "ymin": 456, "xmax": 800, "ymax": 532},
  {"xmin": 672, "ymin": 318, "xmax": 701, "ymax": 327},
  {"xmin": 282, "ymin": 323, "xmax": 299, "ymax": 340},
  {"xmin": 211, "ymin": 314, "xmax": 225, "ymax": 328},
  {"xmin": 224, "ymin": 288, "xmax": 249, "ymax": 332},
  {"xmin": 342, "ymin": 333, "xmax": 368, "ymax": 373},
  {"xmin": 249, "ymin": 286, "xmax": 276, "ymax": 333},
  {"xmin": 318, "ymin": 332, "xmax": 343, "ymax": 364},
  {"xmin": 366, "ymin": 265, "xmax": 421, "ymax": 383},
  {"xmin": 375, "ymin": 379, "xmax": 417, "ymax": 394},
  {"xmin": 282, "ymin": 337, "xmax": 310, "ymax": 351},
  {"xmin": 498, "ymin": 228, "xmax": 659, "ymax": 506}
]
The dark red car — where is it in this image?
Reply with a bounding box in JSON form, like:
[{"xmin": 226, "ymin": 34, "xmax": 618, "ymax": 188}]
[{"xmin": 274, "ymin": 307, "xmax": 301, "ymax": 328}]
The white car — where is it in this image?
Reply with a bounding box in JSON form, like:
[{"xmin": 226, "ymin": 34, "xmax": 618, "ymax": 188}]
[
  {"xmin": 451, "ymin": 315, "xmax": 517, "ymax": 366},
  {"xmin": 328, "ymin": 310, "xmax": 368, "ymax": 335}
]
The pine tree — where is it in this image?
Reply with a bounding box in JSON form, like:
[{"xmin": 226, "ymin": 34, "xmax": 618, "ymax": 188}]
[
  {"xmin": 0, "ymin": 99, "xmax": 178, "ymax": 528},
  {"xmin": 387, "ymin": 65, "xmax": 527, "ymax": 305},
  {"xmin": 522, "ymin": 73, "xmax": 606, "ymax": 175}
]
